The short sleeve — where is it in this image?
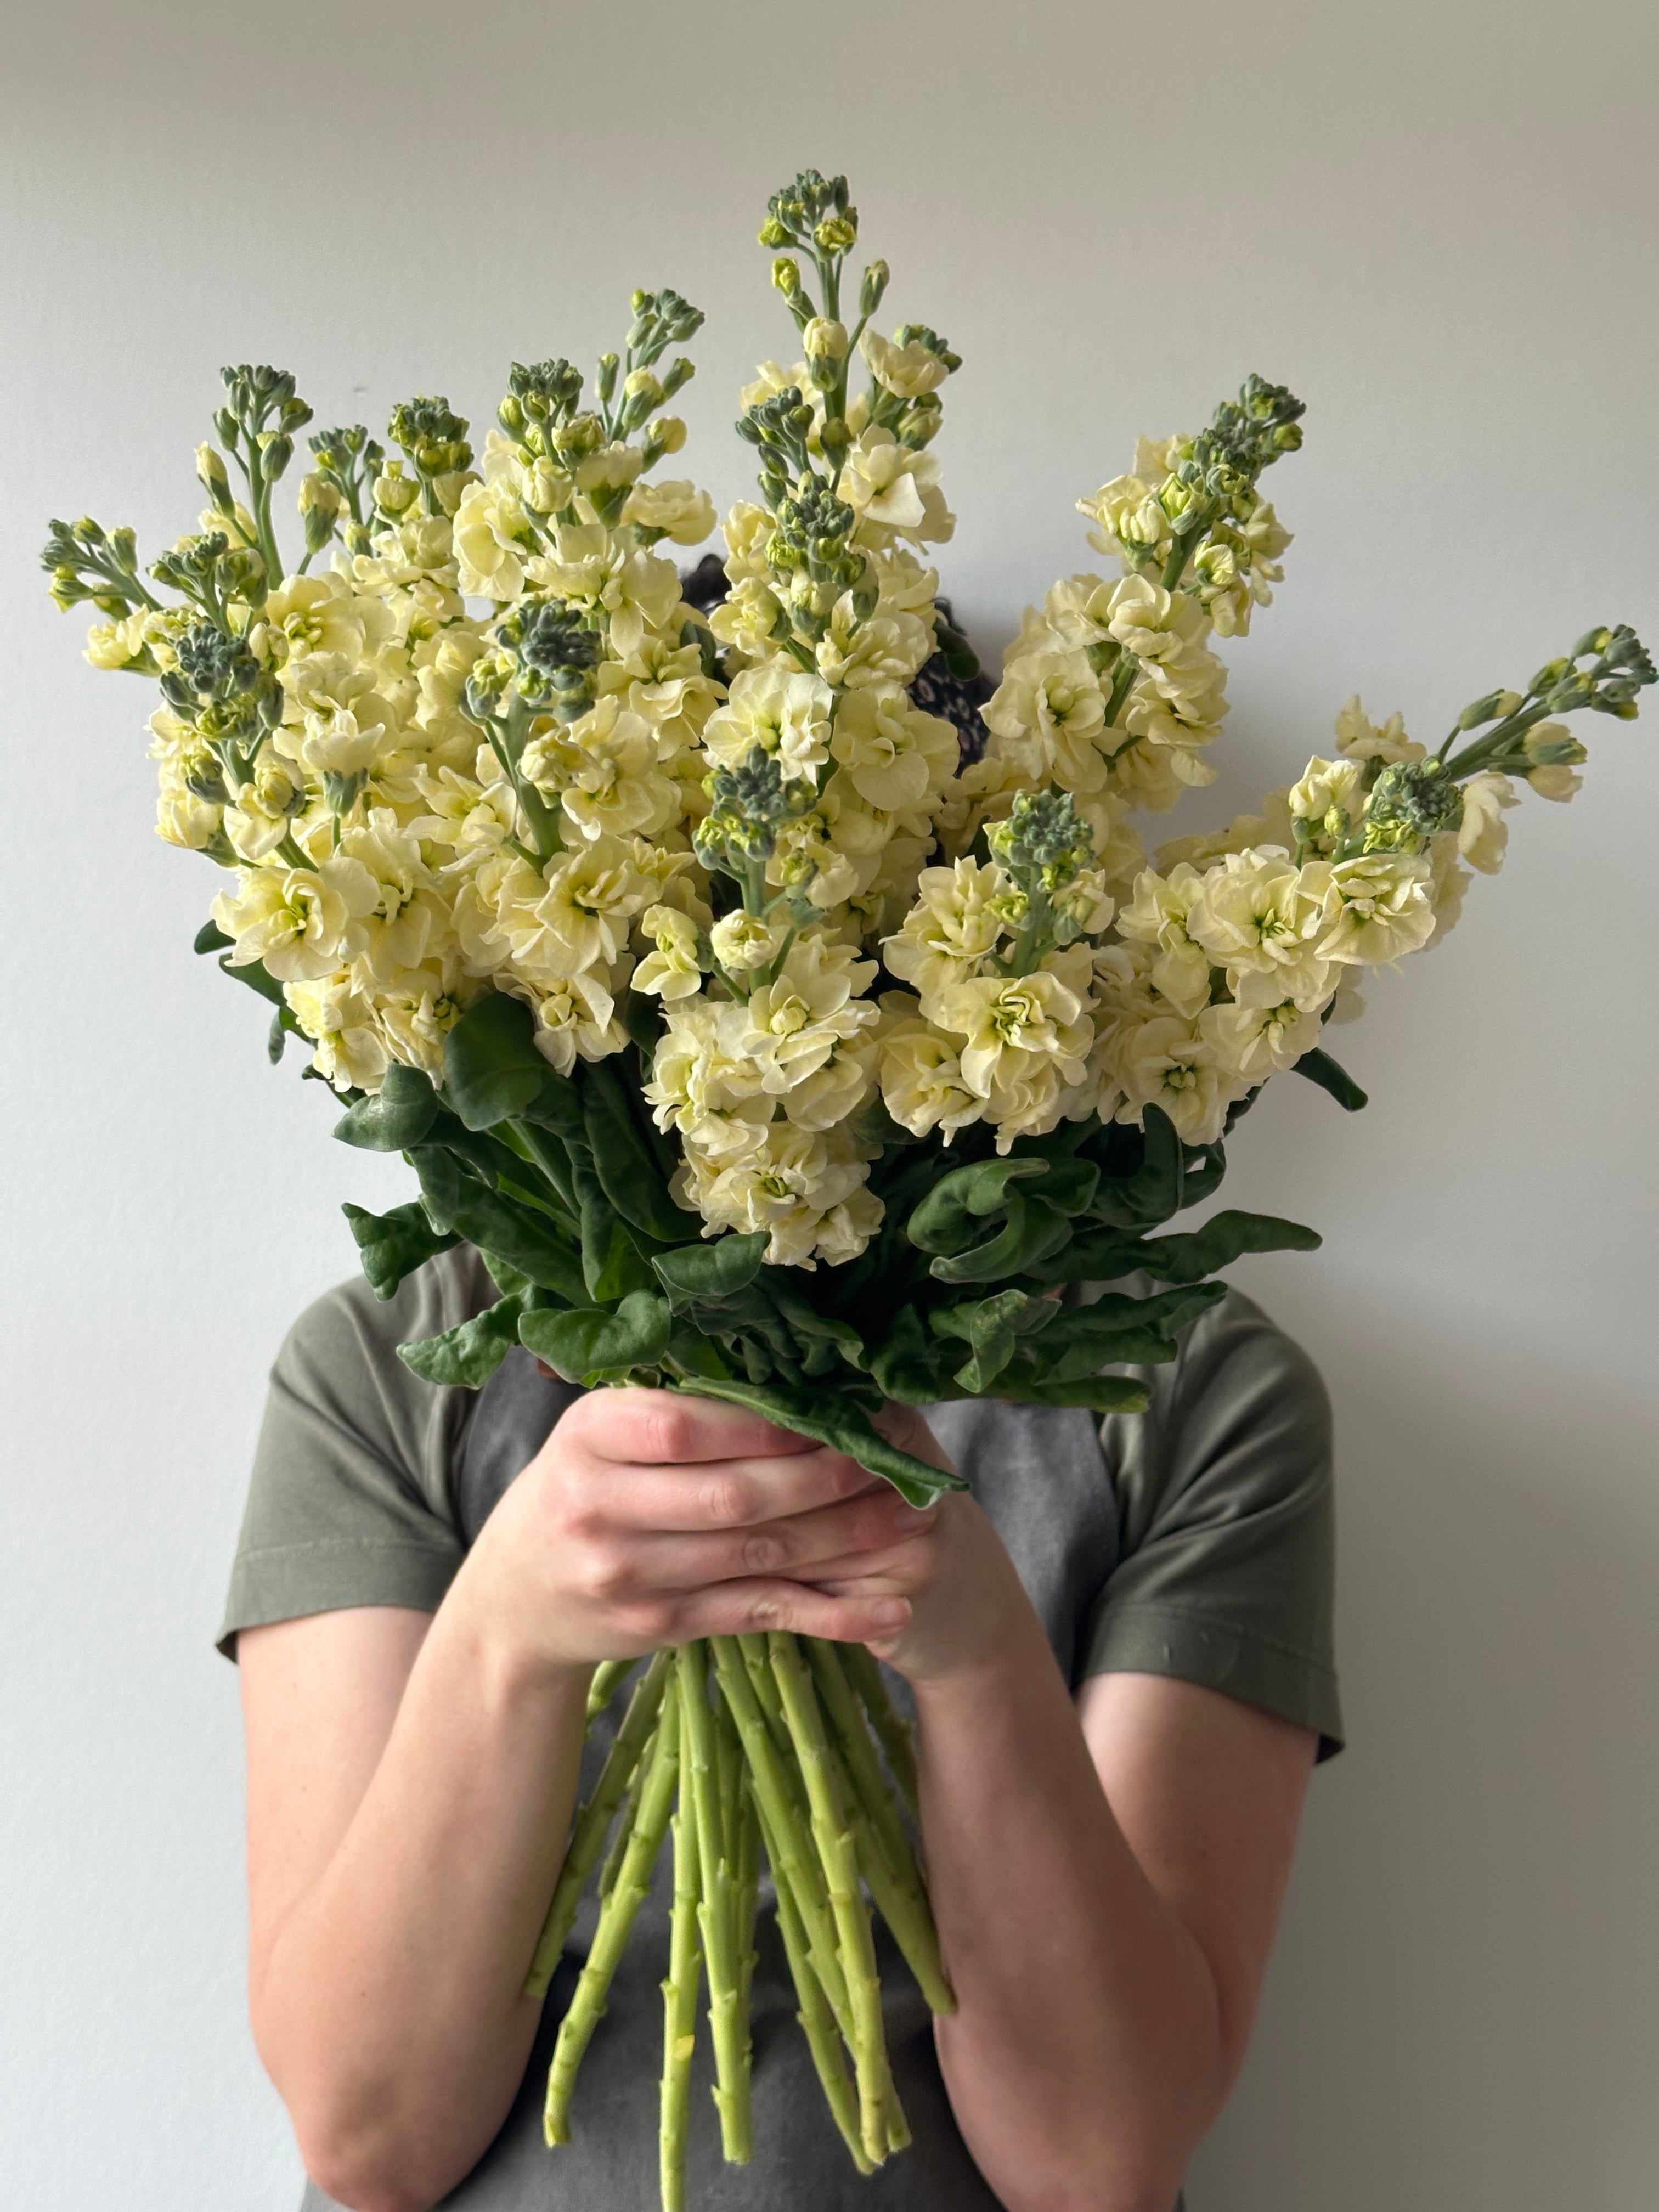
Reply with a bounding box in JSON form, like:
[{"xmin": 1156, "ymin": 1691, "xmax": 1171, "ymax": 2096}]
[
  {"xmin": 217, "ymin": 1246, "xmax": 493, "ymax": 1657},
  {"xmin": 1080, "ymin": 1284, "xmax": 1342, "ymax": 1758}
]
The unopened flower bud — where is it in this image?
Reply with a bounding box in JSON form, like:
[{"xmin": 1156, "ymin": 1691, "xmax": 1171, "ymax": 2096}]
[
  {"xmin": 860, "ymin": 259, "xmax": 890, "ymax": 317},
  {"xmin": 803, "ymin": 317, "xmax": 849, "ymax": 365},
  {"xmin": 195, "ymin": 443, "xmax": 232, "ymax": 510},
  {"xmin": 772, "ymin": 257, "xmax": 803, "ymax": 299},
  {"xmin": 374, "ymin": 464, "xmax": 419, "ymax": 517}
]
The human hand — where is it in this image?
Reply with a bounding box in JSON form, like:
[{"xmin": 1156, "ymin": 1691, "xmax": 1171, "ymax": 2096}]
[
  {"xmin": 806, "ymin": 1405, "xmax": 1039, "ymax": 1687},
  {"xmin": 456, "ymin": 1387, "xmax": 939, "ymax": 1679}
]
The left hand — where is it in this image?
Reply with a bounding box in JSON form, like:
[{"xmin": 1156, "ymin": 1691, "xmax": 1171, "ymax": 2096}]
[{"xmin": 805, "ymin": 1407, "xmax": 1040, "ymax": 1686}]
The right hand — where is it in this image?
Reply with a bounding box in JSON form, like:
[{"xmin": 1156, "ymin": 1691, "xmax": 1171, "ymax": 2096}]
[{"xmin": 454, "ymin": 1386, "xmax": 940, "ymax": 1677}]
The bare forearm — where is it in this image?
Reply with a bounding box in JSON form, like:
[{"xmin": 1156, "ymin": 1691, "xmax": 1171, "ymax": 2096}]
[
  {"xmin": 915, "ymin": 1620, "xmax": 1223, "ymax": 2212},
  {"xmin": 256, "ymin": 1577, "xmax": 591, "ymax": 2208}
]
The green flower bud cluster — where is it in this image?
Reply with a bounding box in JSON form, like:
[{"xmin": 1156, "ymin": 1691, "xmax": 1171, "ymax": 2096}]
[
  {"xmin": 736, "ymin": 386, "xmax": 818, "ymax": 506},
  {"xmin": 304, "ymin": 422, "xmax": 383, "ymax": 555},
  {"xmin": 41, "ymin": 514, "xmax": 156, "ymax": 616},
  {"xmin": 768, "ymin": 479, "xmax": 861, "ymax": 591},
  {"xmin": 759, "ymin": 170, "xmax": 857, "ymax": 257},
  {"xmin": 215, "ymin": 364, "xmax": 313, "ymax": 489},
  {"xmin": 499, "ymin": 357, "xmax": 585, "ymax": 439},
  {"xmin": 625, "ymin": 287, "xmax": 706, "ymax": 369},
  {"xmin": 493, "ymin": 596, "xmax": 601, "ymax": 719},
  {"xmin": 1358, "ymin": 758, "xmax": 1465, "ymax": 855},
  {"xmin": 160, "ymin": 617, "xmax": 285, "ymax": 795},
  {"xmin": 1437, "ymin": 623, "xmax": 1656, "ymax": 780},
  {"xmin": 988, "ymin": 788, "xmax": 1095, "ymax": 896},
  {"xmin": 151, "ymin": 528, "xmax": 269, "ymax": 620},
  {"xmin": 388, "ymin": 394, "xmax": 474, "ymax": 484},
  {"xmin": 694, "ymin": 744, "xmax": 816, "ymax": 906}
]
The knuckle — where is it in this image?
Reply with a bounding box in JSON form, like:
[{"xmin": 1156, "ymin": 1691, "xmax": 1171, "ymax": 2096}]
[
  {"xmin": 639, "ymin": 1400, "xmax": 700, "ymax": 1465},
  {"xmin": 699, "ymin": 1472, "xmax": 755, "ymax": 1528},
  {"xmin": 740, "ymin": 1530, "xmax": 788, "ymax": 1576},
  {"xmin": 744, "ymin": 1591, "xmax": 787, "ymax": 1633},
  {"xmin": 619, "ymin": 1598, "xmax": 674, "ymax": 1646},
  {"xmin": 572, "ymin": 1538, "xmax": 631, "ymax": 1604}
]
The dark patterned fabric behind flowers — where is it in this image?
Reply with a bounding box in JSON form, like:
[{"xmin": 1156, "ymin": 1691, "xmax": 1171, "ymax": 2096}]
[{"xmin": 680, "ymin": 552, "xmax": 993, "ymax": 765}]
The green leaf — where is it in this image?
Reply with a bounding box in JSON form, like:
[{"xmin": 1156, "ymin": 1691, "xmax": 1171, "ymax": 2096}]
[
  {"xmin": 1019, "ymin": 1283, "xmax": 1227, "ymax": 1380},
  {"xmin": 906, "ymin": 1156, "xmax": 1048, "ymax": 1256},
  {"xmin": 670, "ymin": 1376, "xmax": 967, "ymax": 1508},
  {"xmin": 443, "ymin": 992, "xmax": 546, "ymax": 1131},
  {"xmin": 1294, "ymin": 1046, "xmax": 1369, "ymax": 1112},
  {"xmin": 1134, "ymin": 1208, "xmax": 1322, "ymax": 1285},
  {"xmin": 652, "ymin": 1232, "xmax": 769, "ymax": 1310},
  {"xmin": 1090, "ymin": 1107, "xmax": 1184, "ymax": 1228},
  {"xmin": 928, "ymin": 1192, "xmax": 1073, "ymax": 1285},
  {"xmin": 194, "ymin": 920, "xmax": 234, "ymax": 956},
  {"xmin": 583, "ymin": 1059, "xmax": 696, "ymax": 1241},
  {"xmin": 520, "ymin": 1071, "xmax": 586, "ymax": 1143},
  {"xmin": 342, "ymin": 1199, "xmax": 459, "ymax": 1300},
  {"xmin": 519, "ymin": 1291, "xmax": 673, "ymax": 1380},
  {"xmin": 408, "ymin": 1144, "xmax": 588, "ymax": 1304},
  {"xmin": 930, "ymin": 1288, "xmax": 1057, "ymax": 1394},
  {"xmin": 866, "ymin": 1305, "xmax": 961, "ymax": 1405},
  {"xmin": 769, "ymin": 1288, "xmax": 866, "ymax": 1378},
  {"xmin": 990, "ymin": 1372, "xmax": 1153, "ymax": 1415},
  {"xmin": 398, "ymin": 1290, "xmax": 534, "ymax": 1387},
  {"xmin": 333, "ymin": 1064, "xmax": 441, "ymax": 1152}
]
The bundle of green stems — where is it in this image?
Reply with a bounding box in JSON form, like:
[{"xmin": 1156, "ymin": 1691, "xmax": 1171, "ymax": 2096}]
[{"xmin": 523, "ymin": 1633, "xmax": 953, "ymax": 2208}]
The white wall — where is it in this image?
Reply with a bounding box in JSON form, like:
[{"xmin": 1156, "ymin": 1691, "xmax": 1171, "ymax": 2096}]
[{"xmin": 3, "ymin": 3, "xmax": 1655, "ymax": 2205}]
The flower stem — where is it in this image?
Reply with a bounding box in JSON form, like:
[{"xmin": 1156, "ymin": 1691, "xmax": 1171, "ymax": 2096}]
[
  {"xmin": 766, "ymin": 1632, "xmax": 901, "ymax": 2168},
  {"xmin": 677, "ymin": 1643, "xmax": 751, "ymax": 2164},
  {"xmin": 658, "ymin": 1769, "xmax": 703, "ymax": 2212},
  {"xmin": 708, "ymin": 1638, "xmax": 853, "ymax": 2039},
  {"xmin": 839, "ymin": 1643, "xmax": 919, "ymax": 1824},
  {"xmin": 808, "ymin": 1640, "xmax": 953, "ymax": 2015},
  {"xmin": 544, "ymin": 1677, "xmax": 681, "ymax": 2146},
  {"xmin": 585, "ymin": 1657, "xmax": 636, "ymax": 1732},
  {"xmin": 752, "ymin": 1780, "xmax": 877, "ymax": 2177},
  {"xmin": 526, "ymin": 1648, "xmax": 672, "ymax": 2000}
]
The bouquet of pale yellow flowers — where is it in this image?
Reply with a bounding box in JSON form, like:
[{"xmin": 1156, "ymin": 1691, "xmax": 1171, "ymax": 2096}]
[{"xmin": 46, "ymin": 163, "xmax": 1651, "ymax": 2210}]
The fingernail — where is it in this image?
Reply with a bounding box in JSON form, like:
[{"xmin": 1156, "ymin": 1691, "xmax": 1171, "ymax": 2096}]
[{"xmin": 871, "ymin": 1599, "xmax": 910, "ymax": 1628}]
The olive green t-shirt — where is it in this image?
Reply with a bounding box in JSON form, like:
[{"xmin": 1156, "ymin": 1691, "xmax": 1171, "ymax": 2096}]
[{"xmin": 219, "ymin": 1250, "xmax": 1340, "ymax": 2210}]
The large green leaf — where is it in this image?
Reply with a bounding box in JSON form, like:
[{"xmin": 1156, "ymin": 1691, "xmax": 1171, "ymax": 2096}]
[
  {"xmin": 398, "ymin": 1289, "xmax": 536, "ymax": 1387},
  {"xmin": 652, "ymin": 1232, "xmax": 769, "ymax": 1309},
  {"xmin": 342, "ymin": 1199, "xmax": 459, "ymax": 1300},
  {"xmin": 583, "ymin": 1059, "xmax": 696, "ymax": 1242},
  {"xmin": 1133, "ymin": 1208, "xmax": 1322, "ymax": 1284},
  {"xmin": 930, "ymin": 1288, "xmax": 1057, "ymax": 1394},
  {"xmin": 990, "ymin": 1372, "xmax": 1153, "ymax": 1415},
  {"xmin": 408, "ymin": 1144, "xmax": 588, "ymax": 1304},
  {"xmin": 670, "ymin": 1376, "xmax": 967, "ymax": 1508},
  {"xmin": 906, "ymin": 1156, "xmax": 1048, "ymax": 1256},
  {"xmin": 1089, "ymin": 1107, "xmax": 1185, "ymax": 1228},
  {"xmin": 928, "ymin": 1191, "xmax": 1073, "ymax": 1284},
  {"xmin": 1018, "ymin": 1282, "xmax": 1227, "ymax": 1380},
  {"xmin": 866, "ymin": 1305, "xmax": 962, "ymax": 1405},
  {"xmin": 333, "ymin": 1064, "xmax": 441, "ymax": 1153},
  {"xmin": 443, "ymin": 992, "xmax": 548, "ymax": 1130},
  {"xmin": 519, "ymin": 1291, "xmax": 673, "ymax": 1380}
]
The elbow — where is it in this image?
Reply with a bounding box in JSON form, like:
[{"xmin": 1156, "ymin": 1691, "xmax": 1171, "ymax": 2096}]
[{"xmin": 296, "ymin": 2128, "xmax": 444, "ymax": 2212}]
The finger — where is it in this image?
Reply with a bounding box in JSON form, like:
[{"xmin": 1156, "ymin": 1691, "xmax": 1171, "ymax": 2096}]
[
  {"xmin": 595, "ymin": 1446, "xmax": 885, "ymax": 1533},
  {"xmin": 667, "ymin": 1578, "xmax": 912, "ymax": 1645},
  {"xmin": 563, "ymin": 1387, "xmax": 820, "ymax": 1468},
  {"xmin": 618, "ymin": 1494, "xmax": 935, "ymax": 1590}
]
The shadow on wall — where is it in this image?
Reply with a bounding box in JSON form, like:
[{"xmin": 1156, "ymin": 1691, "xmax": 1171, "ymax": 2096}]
[{"xmin": 1187, "ymin": 1278, "xmax": 1659, "ymax": 2212}]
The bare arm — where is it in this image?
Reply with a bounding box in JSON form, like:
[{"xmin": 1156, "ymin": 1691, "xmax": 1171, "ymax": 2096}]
[
  {"xmin": 839, "ymin": 1417, "xmax": 1317, "ymax": 2212},
  {"xmin": 240, "ymin": 1390, "xmax": 928, "ymax": 2212}
]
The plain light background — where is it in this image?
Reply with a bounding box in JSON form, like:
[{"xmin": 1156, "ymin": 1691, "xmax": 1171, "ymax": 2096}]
[{"xmin": 3, "ymin": 2, "xmax": 1656, "ymax": 2205}]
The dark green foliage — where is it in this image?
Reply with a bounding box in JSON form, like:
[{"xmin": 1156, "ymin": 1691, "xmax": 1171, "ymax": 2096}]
[
  {"xmin": 1293, "ymin": 1047, "xmax": 1369, "ymax": 1112},
  {"xmin": 443, "ymin": 992, "xmax": 550, "ymax": 1130},
  {"xmin": 342, "ymin": 1199, "xmax": 459, "ymax": 1300},
  {"xmin": 398, "ymin": 1289, "xmax": 538, "ymax": 1388},
  {"xmin": 334, "ymin": 1064, "xmax": 441, "ymax": 1152},
  {"xmin": 521, "ymin": 1293, "xmax": 674, "ymax": 1382},
  {"xmin": 672, "ymin": 1377, "xmax": 964, "ymax": 1510}
]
